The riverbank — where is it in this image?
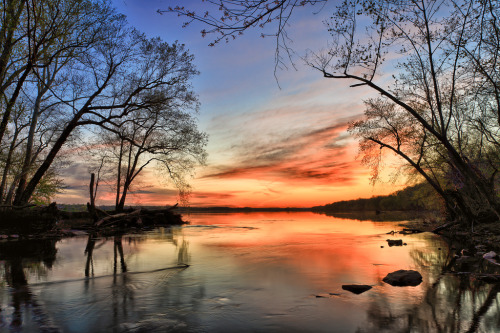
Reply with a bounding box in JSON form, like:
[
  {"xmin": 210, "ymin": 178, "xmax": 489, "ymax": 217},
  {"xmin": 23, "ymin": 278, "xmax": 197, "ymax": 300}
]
[
  {"xmin": 399, "ymin": 215, "xmax": 500, "ymax": 252},
  {"xmin": 0, "ymin": 203, "xmax": 185, "ymax": 237}
]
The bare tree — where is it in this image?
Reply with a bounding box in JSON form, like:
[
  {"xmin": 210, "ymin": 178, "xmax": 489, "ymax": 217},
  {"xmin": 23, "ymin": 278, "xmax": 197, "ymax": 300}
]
[
  {"xmin": 314, "ymin": 0, "xmax": 500, "ymax": 224},
  {"xmin": 0, "ymin": 0, "xmax": 122, "ymax": 205},
  {"xmin": 0, "ymin": 0, "xmax": 206, "ymax": 208},
  {"xmin": 12, "ymin": 28, "xmax": 203, "ymax": 205},
  {"xmin": 90, "ymin": 100, "xmax": 207, "ymax": 212}
]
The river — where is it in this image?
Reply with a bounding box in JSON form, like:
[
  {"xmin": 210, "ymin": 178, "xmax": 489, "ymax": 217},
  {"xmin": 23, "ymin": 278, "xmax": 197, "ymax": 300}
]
[{"xmin": 0, "ymin": 212, "xmax": 499, "ymax": 332}]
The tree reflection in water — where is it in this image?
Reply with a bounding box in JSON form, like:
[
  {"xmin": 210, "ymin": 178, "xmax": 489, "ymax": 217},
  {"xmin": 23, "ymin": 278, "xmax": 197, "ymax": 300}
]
[
  {"xmin": 0, "ymin": 229, "xmax": 190, "ymax": 332},
  {"xmin": 77, "ymin": 231, "xmax": 192, "ymax": 331},
  {"xmin": 362, "ymin": 238, "xmax": 500, "ymax": 332},
  {"xmin": 0, "ymin": 239, "xmax": 59, "ymax": 331}
]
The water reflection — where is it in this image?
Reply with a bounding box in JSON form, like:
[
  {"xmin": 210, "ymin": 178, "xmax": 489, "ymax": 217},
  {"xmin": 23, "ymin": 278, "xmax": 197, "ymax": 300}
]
[
  {"xmin": 84, "ymin": 234, "xmax": 129, "ymax": 278},
  {"xmin": 0, "ymin": 213, "xmax": 499, "ymax": 332},
  {"xmin": 0, "ymin": 239, "xmax": 59, "ymax": 331},
  {"xmin": 0, "ymin": 229, "xmax": 190, "ymax": 332},
  {"xmin": 360, "ymin": 237, "xmax": 500, "ymax": 333}
]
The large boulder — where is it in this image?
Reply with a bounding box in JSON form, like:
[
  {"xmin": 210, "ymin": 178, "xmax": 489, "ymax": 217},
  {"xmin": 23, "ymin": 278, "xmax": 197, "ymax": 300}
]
[{"xmin": 383, "ymin": 270, "xmax": 422, "ymax": 287}]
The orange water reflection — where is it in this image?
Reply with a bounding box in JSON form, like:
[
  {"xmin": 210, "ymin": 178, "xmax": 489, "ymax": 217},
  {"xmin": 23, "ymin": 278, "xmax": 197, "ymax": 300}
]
[
  {"xmin": 182, "ymin": 212, "xmax": 442, "ymax": 304},
  {"xmin": 2, "ymin": 212, "xmax": 499, "ymax": 332}
]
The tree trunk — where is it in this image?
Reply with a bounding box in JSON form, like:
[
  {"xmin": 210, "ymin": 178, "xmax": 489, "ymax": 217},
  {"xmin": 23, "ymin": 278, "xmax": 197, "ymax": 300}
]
[
  {"xmin": 0, "ymin": 126, "xmax": 20, "ymax": 203},
  {"xmin": 14, "ymin": 66, "xmax": 55, "ymax": 202},
  {"xmin": 0, "ymin": 63, "xmax": 31, "ymax": 145},
  {"xmin": 13, "ymin": 116, "xmax": 79, "ymax": 205},
  {"xmin": 116, "ymin": 182, "xmax": 129, "ymax": 213},
  {"xmin": 14, "ymin": 91, "xmax": 42, "ymax": 202},
  {"xmin": 115, "ymin": 139, "xmax": 123, "ymax": 210}
]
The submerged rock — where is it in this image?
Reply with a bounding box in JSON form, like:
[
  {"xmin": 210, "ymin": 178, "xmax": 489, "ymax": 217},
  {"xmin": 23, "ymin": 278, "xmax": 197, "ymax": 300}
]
[
  {"xmin": 383, "ymin": 270, "xmax": 422, "ymax": 287},
  {"xmin": 342, "ymin": 284, "xmax": 372, "ymax": 294}
]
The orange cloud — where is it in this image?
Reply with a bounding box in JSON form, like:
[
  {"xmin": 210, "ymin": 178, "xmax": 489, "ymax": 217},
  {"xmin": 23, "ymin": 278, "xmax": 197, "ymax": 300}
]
[
  {"xmin": 202, "ymin": 120, "xmax": 364, "ymax": 185},
  {"xmin": 182, "ymin": 119, "xmax": 399, "ymax": 208}
]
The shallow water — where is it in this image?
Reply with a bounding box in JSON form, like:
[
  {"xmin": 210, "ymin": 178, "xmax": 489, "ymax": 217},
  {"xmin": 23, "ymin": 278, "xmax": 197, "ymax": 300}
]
[{"xmin": 0, "ymin": 212, "xmax": 499, "ymax": 332}]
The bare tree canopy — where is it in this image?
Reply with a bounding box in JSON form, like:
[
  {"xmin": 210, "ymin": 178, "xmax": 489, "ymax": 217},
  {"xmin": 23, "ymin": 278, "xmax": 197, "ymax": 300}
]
[
  {"xmin": 160, "ymin": 0, "xmax": 327, "ymax": 67},
  {"xmin": 87, "ymin": 103, "xmax": 207, "ymax": 212}
]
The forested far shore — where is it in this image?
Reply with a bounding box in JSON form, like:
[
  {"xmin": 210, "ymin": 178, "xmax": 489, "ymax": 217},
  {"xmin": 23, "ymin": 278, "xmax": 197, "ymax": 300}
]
[{"xmin": 312, "ymin": 183, "xmax": 441, "ymax": 213}]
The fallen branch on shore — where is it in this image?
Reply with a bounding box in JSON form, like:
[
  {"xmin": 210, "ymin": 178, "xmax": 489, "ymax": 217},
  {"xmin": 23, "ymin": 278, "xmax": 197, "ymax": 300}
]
[
  {"xmin": 95, "ymin": 209, "xmax": 142, "ymax": 227},
  {"xmin": 432, "ymin": 221, "xmax": 458, "ymax": 234}
]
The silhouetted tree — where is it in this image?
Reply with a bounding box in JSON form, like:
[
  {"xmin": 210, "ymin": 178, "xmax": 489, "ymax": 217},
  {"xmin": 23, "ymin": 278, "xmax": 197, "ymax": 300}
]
[
  {"xmin": 90, "ymin": 100, "xmax": 207, "ymax": 212},
  {"xmin": 0, "ymin": 0, "xmax": 205, "ymax": 207}
]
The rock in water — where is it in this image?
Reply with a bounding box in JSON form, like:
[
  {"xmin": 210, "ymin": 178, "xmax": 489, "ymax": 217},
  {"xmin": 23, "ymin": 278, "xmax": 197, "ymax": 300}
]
[
  {"xmin": 383, "ymin": 270, "xmax": 422, "ymax": 287},
  {"xmin": 341, "ymin": 285, "xmax": 372, "ymax": 294},
  {"xmin": 386, "ymin": 239, "xmax": 403, "ymax": 246}
]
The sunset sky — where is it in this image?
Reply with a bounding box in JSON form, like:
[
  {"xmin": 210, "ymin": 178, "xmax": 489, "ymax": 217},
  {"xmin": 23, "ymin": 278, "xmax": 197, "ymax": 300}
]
[{"xmin": 57, "ymin": 0, "xmax": 404, "ymax": 208}]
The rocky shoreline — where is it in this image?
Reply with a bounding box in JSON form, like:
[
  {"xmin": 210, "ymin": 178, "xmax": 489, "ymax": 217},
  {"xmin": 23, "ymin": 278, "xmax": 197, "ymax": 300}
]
[{"xmin": 397, "ymin": 218, "xmax": 500, "ymax": 283}]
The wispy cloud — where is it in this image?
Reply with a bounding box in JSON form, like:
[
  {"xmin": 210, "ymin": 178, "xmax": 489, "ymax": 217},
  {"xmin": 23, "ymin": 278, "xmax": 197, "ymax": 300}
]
[{"xmin": 202, "ymin": 118, "xmax": 363, "ymax": 186}]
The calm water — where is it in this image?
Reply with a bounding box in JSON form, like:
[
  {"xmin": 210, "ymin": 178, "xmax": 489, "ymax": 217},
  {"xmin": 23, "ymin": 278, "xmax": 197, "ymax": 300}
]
[{"xmin": 0, "ymin": 212, "xmax": 499, "ymax": 332}]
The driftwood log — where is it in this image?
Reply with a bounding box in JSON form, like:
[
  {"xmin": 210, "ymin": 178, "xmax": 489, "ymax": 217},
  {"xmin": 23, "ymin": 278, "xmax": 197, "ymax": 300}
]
[{"xmin": 95, "ymin": 209, "xmax": 142, "ymax": 227}]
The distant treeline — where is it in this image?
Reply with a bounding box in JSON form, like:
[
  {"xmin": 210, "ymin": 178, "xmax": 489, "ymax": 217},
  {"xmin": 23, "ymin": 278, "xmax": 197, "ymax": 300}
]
[
  {"xmin": 57, "ymin": 204, "xmax": 310, "ymax": 213},
  {"xmin": 178, "ymin": 207, "xmax": 310, "ymax": 213},
  {"xmin": 313, "ymin": 183, "xmax": 441, "ymax": 212}
]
